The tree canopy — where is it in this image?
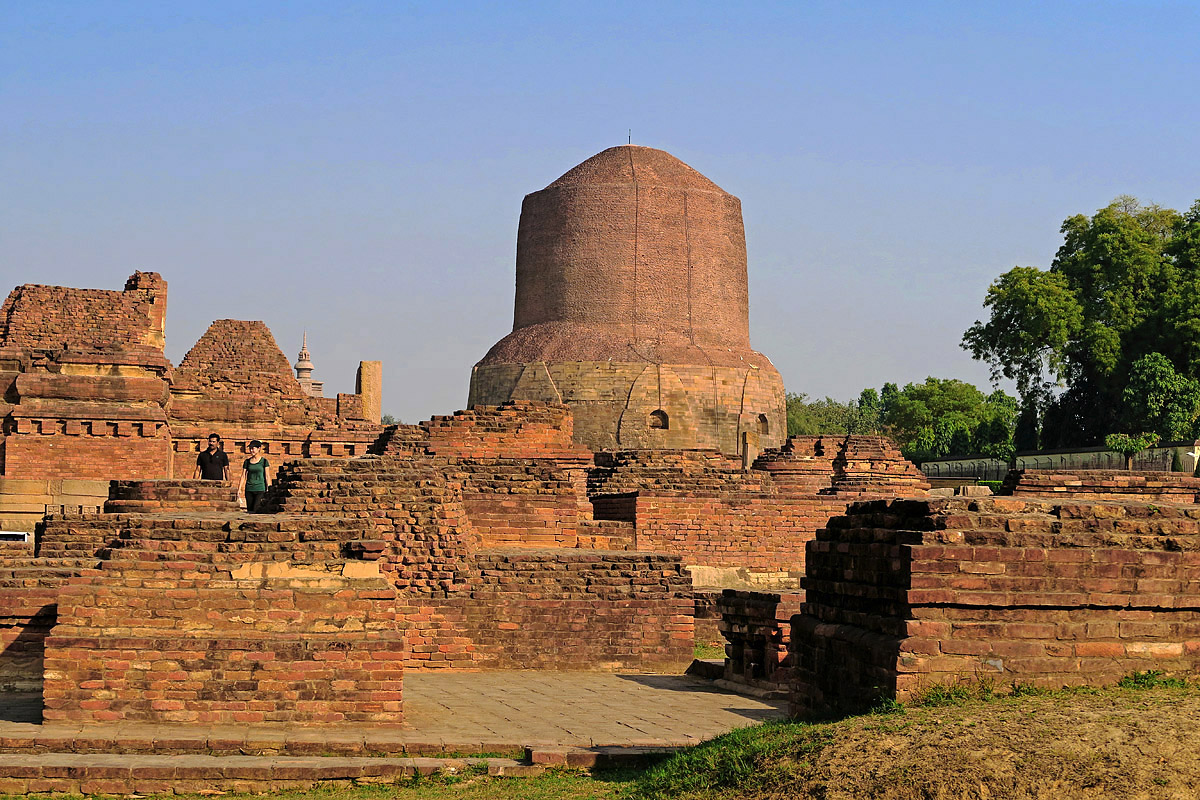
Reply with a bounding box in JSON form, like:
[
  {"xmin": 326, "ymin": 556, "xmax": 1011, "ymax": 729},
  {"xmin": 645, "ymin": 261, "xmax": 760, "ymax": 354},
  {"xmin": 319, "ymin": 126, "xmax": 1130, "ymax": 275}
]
[
  {"xmin": 786, "ymin": 379, "xmax": 1018, "ymax": 464},
  {"xmin": 963, "ymin": 197, "xmax": 1200, "ymax": 447}
]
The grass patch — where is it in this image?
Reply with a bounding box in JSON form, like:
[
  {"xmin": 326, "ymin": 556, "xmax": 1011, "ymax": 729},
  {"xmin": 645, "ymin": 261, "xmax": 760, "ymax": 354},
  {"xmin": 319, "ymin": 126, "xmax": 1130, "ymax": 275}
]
[
  {"xmin": 1118, "ymin": 669, "xmax": 1191, "ymax": 690},
  {"xmin": 907, "ymin": 677, "xmax": 996, "ymax": 707},
  {"xmin": 693, "ymin": 640, "xmax": 725, "ymax": 660},
  {"xmin": 635, "ymin": 720, "xmax": 831, "ymax": 800}
]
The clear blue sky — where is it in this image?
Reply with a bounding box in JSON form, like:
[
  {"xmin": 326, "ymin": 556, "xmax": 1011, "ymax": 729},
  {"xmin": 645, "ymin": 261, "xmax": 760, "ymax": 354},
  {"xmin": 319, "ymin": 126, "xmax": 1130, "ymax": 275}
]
[{"xmin": 4, "ymin": 1, "xmax": 1198, "ymax": 421}]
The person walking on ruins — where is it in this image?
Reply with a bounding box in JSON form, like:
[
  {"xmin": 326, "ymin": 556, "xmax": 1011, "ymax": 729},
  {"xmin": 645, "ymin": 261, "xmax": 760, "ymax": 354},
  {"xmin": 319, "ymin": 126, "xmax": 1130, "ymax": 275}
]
[
  {"xmin": 237, "ymin": 440, "xmax": 273, "ymax": 513},
  {"xmin": 193, "ymin": 433, "xmax": 230, "ymax": 481}
]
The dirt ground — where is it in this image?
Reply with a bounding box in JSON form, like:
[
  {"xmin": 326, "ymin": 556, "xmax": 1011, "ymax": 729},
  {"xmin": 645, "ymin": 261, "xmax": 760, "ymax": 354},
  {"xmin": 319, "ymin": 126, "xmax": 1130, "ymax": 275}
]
[
  {"xmin": 802, "ymin": 689, "xmax": 1200, "ymax": 800},
  {"xmin": 639, "ymin": 685, "xmax": 1200, "ymax": 800}
]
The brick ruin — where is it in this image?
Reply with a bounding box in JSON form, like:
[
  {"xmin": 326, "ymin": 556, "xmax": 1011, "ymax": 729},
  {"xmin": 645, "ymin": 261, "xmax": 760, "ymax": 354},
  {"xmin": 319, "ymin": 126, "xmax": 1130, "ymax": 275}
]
[
  {"xmin": 1, "ymin": 388, "xmax": 938, "ymax": 722},
  {"xmin": 6, "ymin": 149, "xmax": 1200, "ymax": 740},
  {"xmin": 0, "ymin": 273, "xmax": 383, "ymax": 532},
  {"xmin": 791, "ymin": 474, "xmax": 1200, "ymax": 716},
  {"xmin": 4, "ymin": 274, "xmax": 1198, "ymax": 728}
]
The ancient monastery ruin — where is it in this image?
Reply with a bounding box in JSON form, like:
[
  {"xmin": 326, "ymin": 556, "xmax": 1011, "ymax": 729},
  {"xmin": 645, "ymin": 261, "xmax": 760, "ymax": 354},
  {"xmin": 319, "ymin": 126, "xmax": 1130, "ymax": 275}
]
[{"xmin": 3, "ymin": 145, "xmax": 1200, "ymax": 737}]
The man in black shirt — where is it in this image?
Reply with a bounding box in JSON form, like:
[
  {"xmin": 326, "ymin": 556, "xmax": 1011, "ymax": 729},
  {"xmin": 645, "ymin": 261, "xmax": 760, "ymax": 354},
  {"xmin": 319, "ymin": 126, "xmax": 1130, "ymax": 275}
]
[{"xmin": 194, "ymin": 433, "xmax": 230, "ymax": 481}]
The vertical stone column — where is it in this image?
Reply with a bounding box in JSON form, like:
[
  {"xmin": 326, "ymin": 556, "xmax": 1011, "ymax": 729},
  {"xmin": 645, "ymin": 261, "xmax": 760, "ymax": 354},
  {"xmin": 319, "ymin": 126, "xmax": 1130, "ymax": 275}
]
[{"xmin": 356, "ymin": 360, "xmax": 382, "ymax": 424}]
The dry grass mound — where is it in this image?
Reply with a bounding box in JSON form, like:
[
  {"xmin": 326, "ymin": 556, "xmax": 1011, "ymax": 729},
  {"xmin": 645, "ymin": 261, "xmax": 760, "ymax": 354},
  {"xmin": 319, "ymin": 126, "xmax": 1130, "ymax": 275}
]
[{"xmin": 635, "ymin": 676, "xmax": 1200, "ymax": 800}]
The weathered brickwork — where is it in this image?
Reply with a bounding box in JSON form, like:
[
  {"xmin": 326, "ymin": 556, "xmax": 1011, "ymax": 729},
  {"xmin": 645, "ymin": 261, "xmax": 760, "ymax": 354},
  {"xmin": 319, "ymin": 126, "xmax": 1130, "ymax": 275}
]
[
  {"xmin": 437, "ymin": 551, "xmax": 692, "ymax": 672},
  {"xmin": 0, "ymin": 273, "xmax": 385, "ymax": 532},
  {"xmin": 632, "ymin": 494, "xmax": 844, "ymax": 576},
  {"xmin": 0, "ymin": 529, "xmax": 98, "ymax": 691},
  {"xmin": 5, "ymin": 396, "xmax": 933, "ymax": 728},
  {"xmin": 105, "ymin": 479, "xmax": 240, "ymax": 513},
  {"xmin": 1002, "ymin": 469, "xmax": 1200, "ymax": 502},
  {"xmin": 0, "ymin": 275, "xmax": 173, "ymax": 492},
  {"xmin": 266, "ymin": 408, "xmax": 695, "ymax": 672},
  {"xmin": 792, "ymin": 496, "xmax": 1200, "ymax": 717},
  {"xmin": 4, "ymin": 426, "xmax": 172, "ymax": 480},
  {"xmin": 40, "ymin": 514, "xmax": 402, "ymax": 725},
  {"xmin": 0, "ymin": 272, "xmax": 166, "ymax": 356},
  {"xmin": 470, "ymin": 361, "xmax": 786, "ymax": 456},
  {"xmin": 589, "ymin": 437, "xmax": 929, "ymax": 588},
  {"xmin": 0, "ymin": 582, "xmax": 59, "ymax": 692},
  {"xmin": 718, "ymin": 590, "xmax": 803, "ymax": 689},
  {"xmin": 470, "ymin": 146, "xmax": 786, "ymax": 456}
]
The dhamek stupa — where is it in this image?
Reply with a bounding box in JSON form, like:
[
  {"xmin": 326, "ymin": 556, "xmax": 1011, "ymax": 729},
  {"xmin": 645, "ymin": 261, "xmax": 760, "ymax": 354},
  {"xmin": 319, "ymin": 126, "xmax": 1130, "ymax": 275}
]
[{"xmin": 469, "ymin": 145, "xmax": 785, "ymax": 455}]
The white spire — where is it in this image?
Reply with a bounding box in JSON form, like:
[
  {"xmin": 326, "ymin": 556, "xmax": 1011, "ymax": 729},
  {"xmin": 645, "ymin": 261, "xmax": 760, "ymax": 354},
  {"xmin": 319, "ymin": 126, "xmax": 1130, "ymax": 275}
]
[{"xmin": 294, "ymin": 332, "xmax": 323, "ymax": 397}]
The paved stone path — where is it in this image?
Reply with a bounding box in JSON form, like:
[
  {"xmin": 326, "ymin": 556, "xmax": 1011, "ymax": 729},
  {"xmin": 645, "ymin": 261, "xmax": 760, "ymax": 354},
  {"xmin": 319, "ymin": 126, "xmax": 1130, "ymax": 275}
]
[
  {"xmin": 0, "ymin": 673, "xmax": 786, "ymax": 792},
  {"xmin": 0, "ymin": 672, "xmax": 786, "ymax": 751},
  {"xmin": 0, "ymin": 673, "xmax": 787, "ymax": 793}
]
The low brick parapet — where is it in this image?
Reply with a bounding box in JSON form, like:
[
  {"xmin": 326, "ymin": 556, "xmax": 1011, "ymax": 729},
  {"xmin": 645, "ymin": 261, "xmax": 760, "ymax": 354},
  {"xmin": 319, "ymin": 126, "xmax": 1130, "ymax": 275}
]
[
  {"xmin": 105, "ymin": 479, "xmax": 238, "ymax": 513},
  {"xmin": 1002, "ymin": 469, "xmax": 1200, "ymax": 502}
]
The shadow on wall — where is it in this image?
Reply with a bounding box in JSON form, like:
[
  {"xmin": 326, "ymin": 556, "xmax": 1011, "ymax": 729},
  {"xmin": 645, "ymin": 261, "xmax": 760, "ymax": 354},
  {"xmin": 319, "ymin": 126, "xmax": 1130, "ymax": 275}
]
[{"xmin": 0, "ymin": 603, "xmax": 52, "ymax": 722}]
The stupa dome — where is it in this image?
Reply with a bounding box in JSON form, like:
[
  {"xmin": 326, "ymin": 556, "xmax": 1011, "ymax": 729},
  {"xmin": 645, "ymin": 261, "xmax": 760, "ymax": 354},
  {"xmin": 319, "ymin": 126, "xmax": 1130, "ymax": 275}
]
[
  {"xmin": 478, "ymin": 145, "xmax": 760, "ymax": 368},
  {"xmin": 470, "ymin": 145, "xmax": 785, "ymax": 455}
]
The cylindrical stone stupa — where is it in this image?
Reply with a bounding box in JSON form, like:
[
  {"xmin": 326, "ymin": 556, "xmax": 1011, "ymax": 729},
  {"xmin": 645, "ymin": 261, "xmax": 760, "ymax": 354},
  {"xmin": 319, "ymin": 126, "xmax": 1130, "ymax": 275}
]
[{"xmin": 469, "ymin": 145, "xmax": 786, "ymax": 455}]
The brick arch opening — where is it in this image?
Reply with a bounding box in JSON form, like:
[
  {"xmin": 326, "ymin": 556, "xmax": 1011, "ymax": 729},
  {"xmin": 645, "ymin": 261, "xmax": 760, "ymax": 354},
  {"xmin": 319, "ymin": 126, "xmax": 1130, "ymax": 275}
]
[{"xmin": 649, "ymin": 409, "xmax": 669, "ymax": 430}]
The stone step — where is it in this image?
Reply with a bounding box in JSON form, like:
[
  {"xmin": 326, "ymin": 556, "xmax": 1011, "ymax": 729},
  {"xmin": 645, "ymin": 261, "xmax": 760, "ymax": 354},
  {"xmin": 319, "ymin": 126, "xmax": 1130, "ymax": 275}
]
[{"xmin": 0, "ymin": 752, "xmax": 526, "ymax": 795}]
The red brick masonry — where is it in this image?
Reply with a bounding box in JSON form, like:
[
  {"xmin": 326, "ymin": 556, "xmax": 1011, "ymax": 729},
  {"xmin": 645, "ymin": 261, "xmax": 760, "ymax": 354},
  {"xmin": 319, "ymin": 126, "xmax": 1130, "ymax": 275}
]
[{"xmin": 792, "ymin": 496, "xmax": 1200, "ymax": 716}]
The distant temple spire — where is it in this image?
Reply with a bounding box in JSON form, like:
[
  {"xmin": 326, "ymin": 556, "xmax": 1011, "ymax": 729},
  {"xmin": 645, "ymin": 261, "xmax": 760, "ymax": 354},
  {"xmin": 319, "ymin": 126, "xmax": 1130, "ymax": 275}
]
[{"xmin": 294, "ymin": 332, "xmax": 324, "ymax": 397}]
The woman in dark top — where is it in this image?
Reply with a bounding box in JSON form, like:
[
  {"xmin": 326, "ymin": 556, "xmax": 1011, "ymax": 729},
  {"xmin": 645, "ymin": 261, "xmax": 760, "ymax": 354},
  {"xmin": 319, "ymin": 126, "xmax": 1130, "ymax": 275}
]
[{"xmin": 237, "ymin": 440, "xmax": 272, "ymax": 513}]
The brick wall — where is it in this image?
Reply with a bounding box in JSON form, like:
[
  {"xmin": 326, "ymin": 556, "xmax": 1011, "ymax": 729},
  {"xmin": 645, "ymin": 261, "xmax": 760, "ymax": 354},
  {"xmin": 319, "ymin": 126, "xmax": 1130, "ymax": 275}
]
[
  {"xmin": 0, "ymin": 540, "xmax": 99, "ymax": 691},
  {"xmin": 268, "ymin": 450, "xmax": 694, "ymax": 672},
  {"xmin": 633, "ymin": 494, "xmax": 845, "ymax": 575},
  {"xmin": 793, "ymin": 496, "xmax": 1200, "ymax": 717},
  {"xmin": 0, "ymin": 586, "xmax": 57, "ymax": 692},
  {"xmin": 469, "ymin": 361, "xmax": 786, "ymax": 456},
  {"xmin": 105, "ymin": 480, "xmax": 238, "ymax": 513},
  {"xmin": 0, "ymin": 273, "xmax": 164, "ymax": 355},
  {"xmin": 436, "ymin": 550, "xmax": 693, "ymax": 672},
  {"xmin": 1003, "ymin": 469, "xmax": 1200, "ymax": 502},
  {"xmin": 40, "ymin": 515, "xmax": 402, "ymax": 725},
  {"xmin": 4, "ymin": 424, "xmax": 171, "ymax": 480},
  {"xmin": 390, "ymin": 403, "xmax": 592, "ymax": 461},
  {"xmin": 718, "ymin": 590, "xmax": 803, "ymax": 689}
]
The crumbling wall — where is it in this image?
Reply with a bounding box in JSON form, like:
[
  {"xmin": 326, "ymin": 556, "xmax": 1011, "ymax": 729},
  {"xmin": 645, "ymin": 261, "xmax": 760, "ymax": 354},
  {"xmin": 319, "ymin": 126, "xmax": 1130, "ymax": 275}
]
[
  {"xmin": 40, "ymin": 514, "xmax": 402, "ymax": 725},
  {"xmin": 718, "ymin": 589, "xmax": 803, "ymax": 689},
  {"xmin": 0, "ymin": 274, "xmax": 173, "ymax": 490},
  {"xmin": 793, "ymin": 496, "xmax": 1200, "ymax": 717},
  {"xmin": 589, "ymin": 436, "xmax": 929, "ymax": 589},
  {"xmin": 268, "ymin": 407, "xmax": 694, "ymax": 672},
  {"xmin": 0, "ymin": 272, "xmax": 165, "ymax": 356}
]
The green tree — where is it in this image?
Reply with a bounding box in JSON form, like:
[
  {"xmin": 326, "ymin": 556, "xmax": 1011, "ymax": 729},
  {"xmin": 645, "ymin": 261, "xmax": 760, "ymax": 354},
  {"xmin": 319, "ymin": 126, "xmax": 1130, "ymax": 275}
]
[
  {"xmin": 879, "ymin": 378, "xmax": 1017, "ymax": 463},
  {"xmin": 785, "ymin": 392, "xmax": 883, "ymax": 437},
  {"xmin": 1122, "ymin": 352, "xmax": 1200, "ymax": 440},
  {"xmin": 1105, "ymin": 432, "xmax": 1161, "ymax": 470},
  {"xmin": 964, "ymin": 197, "xmax": 1200, "ymax": 447}
]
